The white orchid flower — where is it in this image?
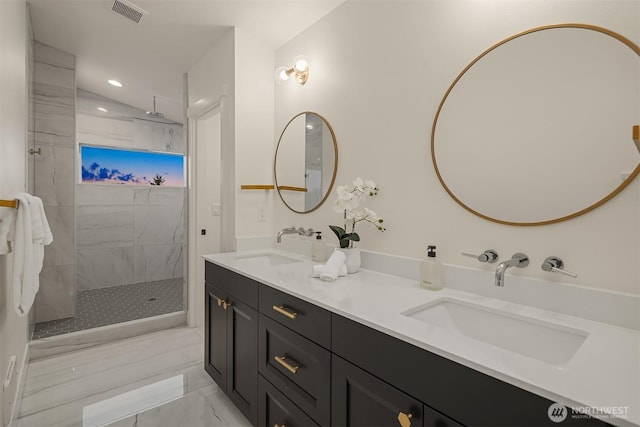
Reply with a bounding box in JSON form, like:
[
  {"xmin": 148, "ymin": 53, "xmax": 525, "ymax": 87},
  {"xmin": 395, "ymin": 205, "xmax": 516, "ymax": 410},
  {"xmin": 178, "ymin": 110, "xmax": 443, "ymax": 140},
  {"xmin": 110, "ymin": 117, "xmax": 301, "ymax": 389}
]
[
  {"xmin": 353, "ymin": 177, "xmax": 364, "ymax": 190},
  {"xmin": 364, "ymin": 208, "xmax": 378, "ymax": 221}
]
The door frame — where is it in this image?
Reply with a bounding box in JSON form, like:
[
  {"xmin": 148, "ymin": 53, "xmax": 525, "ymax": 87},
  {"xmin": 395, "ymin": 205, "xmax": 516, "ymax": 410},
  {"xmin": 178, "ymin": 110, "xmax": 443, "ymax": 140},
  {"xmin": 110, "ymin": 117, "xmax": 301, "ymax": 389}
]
[{"xmin": 187, "ymin": 97, "xmax": 222, "ymax": 328}]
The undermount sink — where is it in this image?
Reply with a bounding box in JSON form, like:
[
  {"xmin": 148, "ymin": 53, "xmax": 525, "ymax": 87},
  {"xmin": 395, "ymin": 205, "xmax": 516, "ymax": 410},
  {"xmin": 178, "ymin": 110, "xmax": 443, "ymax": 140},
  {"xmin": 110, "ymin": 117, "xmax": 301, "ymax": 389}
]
[
  {"xmin": 402, "ymin": 298, "xmax": 588, "ymax": 365},
  {"xmin": 234, "ymin": 252, "xmax": 302, "ymax": 266}
]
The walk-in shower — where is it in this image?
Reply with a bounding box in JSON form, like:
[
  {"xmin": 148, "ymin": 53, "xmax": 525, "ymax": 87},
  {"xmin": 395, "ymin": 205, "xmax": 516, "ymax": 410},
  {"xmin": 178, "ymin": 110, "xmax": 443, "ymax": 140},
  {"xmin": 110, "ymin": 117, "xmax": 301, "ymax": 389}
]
[{"xmin": 29, "ymin": 72, "xmax": 187, "ymax": 339}]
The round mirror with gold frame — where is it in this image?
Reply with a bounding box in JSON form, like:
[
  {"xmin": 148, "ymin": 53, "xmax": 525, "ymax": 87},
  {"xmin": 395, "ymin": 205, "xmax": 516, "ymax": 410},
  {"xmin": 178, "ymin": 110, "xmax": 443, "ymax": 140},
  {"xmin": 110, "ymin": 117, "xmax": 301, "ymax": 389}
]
[
  {"xmin": 431, "ymin": 24, "xmax": 640, "ymax": 226},
  {"xmin": 274, "ymin": 112, "xmax": 338, "ymax": 213}
]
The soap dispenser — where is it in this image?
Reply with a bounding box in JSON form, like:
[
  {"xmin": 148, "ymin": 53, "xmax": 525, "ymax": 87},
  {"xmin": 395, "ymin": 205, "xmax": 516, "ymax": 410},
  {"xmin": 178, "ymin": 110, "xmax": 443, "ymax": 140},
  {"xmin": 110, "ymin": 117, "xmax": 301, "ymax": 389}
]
[
  {"xmin": 420, "ymin": 245, "xmax": 444, "ymax": 290},
  {"xmin": 312, "ymin": 231, "xmax": 326, "ymax": 262}
]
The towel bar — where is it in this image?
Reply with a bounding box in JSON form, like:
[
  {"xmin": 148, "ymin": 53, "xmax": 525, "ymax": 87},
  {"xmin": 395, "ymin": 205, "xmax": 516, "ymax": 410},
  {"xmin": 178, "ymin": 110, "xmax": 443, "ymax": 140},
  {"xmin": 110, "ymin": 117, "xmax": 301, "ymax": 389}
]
[{"xmin": 0, "ymin": 199, "xmax": 18, "ymax": 209}]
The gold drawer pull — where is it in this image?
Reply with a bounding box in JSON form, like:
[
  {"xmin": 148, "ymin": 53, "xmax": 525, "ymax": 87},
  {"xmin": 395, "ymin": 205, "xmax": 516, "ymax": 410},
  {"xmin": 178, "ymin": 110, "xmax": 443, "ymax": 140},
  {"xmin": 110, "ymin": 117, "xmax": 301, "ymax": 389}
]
[
  {"xmin": 272, "ymin": 305, "xmax": 298, "ymax": 319},
  {"xmin": 274, "ymin": 424, "xmax": 286, "ymax": 427},
  {"xmin": 274, "ymin": 355, "xmax": 299, "ymax": 374},
  {"xmin": 217, "ymin": 298, "xmax": 223, "ymax": 307},
  {"xmin": 398, "ymin": 412, "xmax": 413, "ymax": 427}
]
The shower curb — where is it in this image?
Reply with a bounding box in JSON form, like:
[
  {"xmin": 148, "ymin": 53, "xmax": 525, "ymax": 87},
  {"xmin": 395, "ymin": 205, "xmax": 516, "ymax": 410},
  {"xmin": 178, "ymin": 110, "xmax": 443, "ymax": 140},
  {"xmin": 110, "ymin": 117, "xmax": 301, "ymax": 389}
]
[{"xmin": 28, "ymin": 311, "xmax": 187, "ymax": 361}]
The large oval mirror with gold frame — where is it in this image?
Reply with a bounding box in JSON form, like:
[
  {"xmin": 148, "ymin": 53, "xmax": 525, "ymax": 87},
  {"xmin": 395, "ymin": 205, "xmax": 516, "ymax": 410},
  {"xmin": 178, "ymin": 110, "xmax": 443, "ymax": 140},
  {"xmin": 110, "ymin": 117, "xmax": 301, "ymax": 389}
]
[
  {"xmin": 274, "ymin": 112, "xmax": 338, "ymax": 213},
  {"xmin": 432, "ymin": 24, "xmax": 640, "ymax": 226}
]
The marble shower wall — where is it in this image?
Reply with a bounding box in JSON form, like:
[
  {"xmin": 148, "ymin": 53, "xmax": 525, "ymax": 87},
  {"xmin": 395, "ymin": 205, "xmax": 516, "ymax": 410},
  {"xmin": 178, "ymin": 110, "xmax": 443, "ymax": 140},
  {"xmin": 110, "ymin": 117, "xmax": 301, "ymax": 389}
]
[
  {"xmin": 75, "ymin": 90, "xmax": 185, "ymax": 291},
  {"xmin": 33, "ymin": 41, "xmax": 76, "ymax": 323}
]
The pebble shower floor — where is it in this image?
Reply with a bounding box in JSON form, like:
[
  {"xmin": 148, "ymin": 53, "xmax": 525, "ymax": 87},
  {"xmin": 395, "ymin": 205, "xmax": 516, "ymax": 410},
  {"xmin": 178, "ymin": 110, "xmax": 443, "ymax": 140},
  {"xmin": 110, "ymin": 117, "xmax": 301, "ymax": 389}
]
[{"xmin": 32, "ymin": 278, "xmax": 184, "ymax": 340}]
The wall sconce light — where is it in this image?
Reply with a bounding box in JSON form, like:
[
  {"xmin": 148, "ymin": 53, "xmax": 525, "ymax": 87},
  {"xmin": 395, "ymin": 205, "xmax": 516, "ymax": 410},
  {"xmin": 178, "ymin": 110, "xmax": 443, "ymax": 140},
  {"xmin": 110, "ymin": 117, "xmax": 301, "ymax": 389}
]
[{"xmin": 275, "ymin": 55, "xmax": 310, "ymax": 85}]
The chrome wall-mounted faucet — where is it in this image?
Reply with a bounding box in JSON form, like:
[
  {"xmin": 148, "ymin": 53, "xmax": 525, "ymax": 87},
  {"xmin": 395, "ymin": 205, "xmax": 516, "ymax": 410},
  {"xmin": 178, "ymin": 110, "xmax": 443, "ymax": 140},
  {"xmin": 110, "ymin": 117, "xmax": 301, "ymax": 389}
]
[
  {"xmin": 541, "ymin": 256, "xmax": 577, "ymax": 278},
  {"xmin": 277, "ymin": 226, "xmax": 315, "ymax": 243},
  {"xmin": 495, "ymin": 253, "xmax": 529, "ymax": 287},
  {"xmin": 462, "ymin": 249, "xmax": 499, "ymax": 263}
]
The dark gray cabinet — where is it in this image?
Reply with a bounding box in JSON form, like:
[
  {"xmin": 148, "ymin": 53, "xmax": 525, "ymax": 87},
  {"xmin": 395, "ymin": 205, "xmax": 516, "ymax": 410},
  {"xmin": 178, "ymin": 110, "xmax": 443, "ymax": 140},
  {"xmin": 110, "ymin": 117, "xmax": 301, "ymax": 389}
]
[
  {"xmin": 205, "ymin": 264, "xmax": 259, "ymax": 425},
  {"xmin": 259, "ymin": 374, "xmax": 320, "ymax": 427},
  {"xmin": 204, "ymin": 282, "xmax": 227, "ymax": 388},
  {"xmin": 332, "ymin": 354, "xmax": 424, "ymax": 427},
  {"xmin": 332, "ymin": 314, "xmax": 609, "ymax": 427},
  {"xmin": 259, "ymin": 314, "xmax": 331, "ymax": 425},
  {"xmin": 205, "ymin": 261, "xmax": 608, "ymax": 427}
]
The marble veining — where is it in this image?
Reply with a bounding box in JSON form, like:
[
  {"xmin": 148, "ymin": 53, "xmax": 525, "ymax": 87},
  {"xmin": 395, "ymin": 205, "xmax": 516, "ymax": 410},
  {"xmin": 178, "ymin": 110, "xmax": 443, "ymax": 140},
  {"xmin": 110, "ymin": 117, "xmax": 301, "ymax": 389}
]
[
  {"xmin": 42, "ymin": 206, "xmax": 75, "ymax": 267},
  {"xmin": 17, "ymin": 328, "xmax": 249, "ymax": 427},
  {"xmin": 134, "ymin": 245, "xmax": 183, "ymax": 284},
  {"xmin": 35, "ymin": 265, "xmax": 75, "ymax": 323},
  {"xmin": 76, "ymin": 186, "xmax": 185, "ymax": 288},
  {"xmin": 76, "ymin": 205, "xmax": 134, "ymax": 249},
  {"xmin": 134, "ymin": 187, "xmax": 184, "ymax": 206},
  {"xmin": 76, "ymin": 247, "xmax": 134, "ymax": 290},
  {"xmin": 35, "ymin": 41, "xmax": 75, "ymax": 70},
  {"xmin": 76, "ymin": 184, "xmax": 135, "ymax": 206},
  {"xmin": 134, "ymin": 204, "xmax": 184, "ymax": 246},
  {"xmin": 76, "ymin": 114, "xmax": 134, "ymax": 148},
  {"xmin": 134, "ymin": 119, "xmax": 185, "ymax": 154},
  {"xmin": 34, "ymin": 61, "xmax": 74, "ymax": 89},
  {"xmin": 34, "ymin": 145, "xmax": 75, "ymax": 207}
]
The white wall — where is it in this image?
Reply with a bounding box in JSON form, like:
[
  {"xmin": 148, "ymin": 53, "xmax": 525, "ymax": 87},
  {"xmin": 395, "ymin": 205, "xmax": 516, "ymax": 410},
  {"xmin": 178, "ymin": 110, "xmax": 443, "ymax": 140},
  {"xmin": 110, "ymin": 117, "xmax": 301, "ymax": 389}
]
[
  {"xmin": 0, "ymin": 0, "xmax": 29, "ymax": 423},
  {"xmin": 234, "ymin": 28, "xmax": 276, "ymax": 237},
  {"xmin": 273, "ymin": 0, "xmax": 639, "ymax": 295}
]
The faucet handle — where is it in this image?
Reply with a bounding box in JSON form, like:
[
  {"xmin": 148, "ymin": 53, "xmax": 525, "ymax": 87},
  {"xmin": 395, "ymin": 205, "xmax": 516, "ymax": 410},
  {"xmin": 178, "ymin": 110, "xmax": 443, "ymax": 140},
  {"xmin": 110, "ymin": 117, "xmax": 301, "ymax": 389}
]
[
  {"xmin": 298, "ymin": 227, "xmax": 314, "ymax": 237},
  {"xmin": 541, "ymin": 256, "xmax": 577, "ymax": 278},
  {"xmin": 462, "ymin": 249, "xmax": 499, "ymax": 263}
]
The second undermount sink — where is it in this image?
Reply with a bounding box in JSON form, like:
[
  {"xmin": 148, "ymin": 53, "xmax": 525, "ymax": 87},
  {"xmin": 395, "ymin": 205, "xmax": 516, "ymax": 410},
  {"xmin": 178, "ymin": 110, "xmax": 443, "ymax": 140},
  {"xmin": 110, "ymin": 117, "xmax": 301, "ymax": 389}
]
[
  {"xmin": 402, "ymin": 298, "xmax": 588, "ymax": 365},
  {"xmin": 234, "ymin": 252, "xmax": 302, "ymax": 267}
]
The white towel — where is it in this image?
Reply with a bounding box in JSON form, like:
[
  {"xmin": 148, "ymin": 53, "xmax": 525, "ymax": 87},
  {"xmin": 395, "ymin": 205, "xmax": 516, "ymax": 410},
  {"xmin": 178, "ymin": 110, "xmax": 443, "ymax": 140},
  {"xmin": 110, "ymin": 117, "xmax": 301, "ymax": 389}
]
[
  {"xmin": 11, "ymin": 193, "xmax": 53, "ymax": 316},
  {"xmin": 312, "ymin": 264, "xmax": 347, "ymax": 278},
  {"xmin": 0, "ymin": 207, "xmax": 17, "ymax": 254},
  {"xmin": 319, "ymin": 250, "xmax": 346, "ymax": 282}
]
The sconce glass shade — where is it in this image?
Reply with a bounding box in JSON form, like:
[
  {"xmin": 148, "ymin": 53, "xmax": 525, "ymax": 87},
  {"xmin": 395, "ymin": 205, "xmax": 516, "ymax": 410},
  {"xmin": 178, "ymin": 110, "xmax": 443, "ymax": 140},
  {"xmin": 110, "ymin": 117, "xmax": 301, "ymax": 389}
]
[
  {"xmin": 293, "ymin": 56, "xmax": 309, "ymax": 73},
  {"xmin": 275, "ymin": 66, "xmax": 290, "ymax": 83}
]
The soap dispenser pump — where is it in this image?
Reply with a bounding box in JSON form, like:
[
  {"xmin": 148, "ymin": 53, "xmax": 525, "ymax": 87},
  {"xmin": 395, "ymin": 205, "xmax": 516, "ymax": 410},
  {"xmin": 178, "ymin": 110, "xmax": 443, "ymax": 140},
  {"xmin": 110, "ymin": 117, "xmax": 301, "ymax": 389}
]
[
  {"xmin": 420, "ymin": 245, "xmax": 444, "ymax": 290},
  {"xmin": 312, "ymin": 231, "xmax": 326, "ymax": 262}
]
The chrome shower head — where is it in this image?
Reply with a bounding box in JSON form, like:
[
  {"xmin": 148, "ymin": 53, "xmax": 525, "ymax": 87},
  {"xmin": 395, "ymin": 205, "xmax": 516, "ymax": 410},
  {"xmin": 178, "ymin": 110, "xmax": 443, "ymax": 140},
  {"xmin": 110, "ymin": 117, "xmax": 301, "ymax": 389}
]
[{"xmin": 146, "ymin": 96, "xmax": 164, "ymax": 118}]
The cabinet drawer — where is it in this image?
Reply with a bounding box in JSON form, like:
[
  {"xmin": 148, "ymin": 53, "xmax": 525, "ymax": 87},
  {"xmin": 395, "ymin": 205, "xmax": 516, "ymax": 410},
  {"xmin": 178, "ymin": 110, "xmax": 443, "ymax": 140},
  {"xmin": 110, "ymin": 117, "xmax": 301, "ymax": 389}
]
[
  {"xmin": 259, "ymin": 284, "xmax": 331, "ymax": 348},
  {"xmin": 259, "ymin": 375, "xmax": 319, "ymax": 427},
  {"xmin": 205, "ymin": 261, "xmax": 258, "ymax": 309},
  {"xmin": 259, "ymin": 314, "xmax": 331, "ymax": 426}
]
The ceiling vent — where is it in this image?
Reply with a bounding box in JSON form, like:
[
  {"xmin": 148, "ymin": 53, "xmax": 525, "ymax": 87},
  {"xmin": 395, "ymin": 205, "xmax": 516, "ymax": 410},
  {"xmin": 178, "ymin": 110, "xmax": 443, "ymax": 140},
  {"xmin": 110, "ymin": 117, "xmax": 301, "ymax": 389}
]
[{"xmin": 111, "ymin": 0, "xmax": 149, "ymax": 23}]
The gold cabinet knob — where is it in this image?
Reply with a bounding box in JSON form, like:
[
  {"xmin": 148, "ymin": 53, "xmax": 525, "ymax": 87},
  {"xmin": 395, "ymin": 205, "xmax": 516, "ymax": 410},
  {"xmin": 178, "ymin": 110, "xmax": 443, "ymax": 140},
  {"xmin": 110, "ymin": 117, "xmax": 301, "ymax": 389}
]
[
  {"xmin": 222, "ymin": 300, "xmax": 232, "ymax": 310},
  {"xmin": 398, "ymin": 411, "xmax": 413, "ymax": 427}
]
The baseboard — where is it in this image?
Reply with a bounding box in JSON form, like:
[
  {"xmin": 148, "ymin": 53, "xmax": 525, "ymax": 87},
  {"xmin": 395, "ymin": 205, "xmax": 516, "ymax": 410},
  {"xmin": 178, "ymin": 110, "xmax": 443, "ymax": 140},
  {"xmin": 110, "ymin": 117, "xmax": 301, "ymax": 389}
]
[{"xmin": 29, "ymin": 311, "xmax": 187, "ymax": 361}]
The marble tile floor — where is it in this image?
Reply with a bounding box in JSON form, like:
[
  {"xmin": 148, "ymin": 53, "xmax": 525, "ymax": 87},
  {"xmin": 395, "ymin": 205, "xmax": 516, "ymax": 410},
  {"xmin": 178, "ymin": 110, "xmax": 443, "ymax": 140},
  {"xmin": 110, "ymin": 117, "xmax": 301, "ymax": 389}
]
[
  {"xmin": 17, "ymin": 327, "xmax": 251, "ymax": 427},
  {"xmin": 33, "ymin": 278, "xmax": 184, "ymax": 340}
]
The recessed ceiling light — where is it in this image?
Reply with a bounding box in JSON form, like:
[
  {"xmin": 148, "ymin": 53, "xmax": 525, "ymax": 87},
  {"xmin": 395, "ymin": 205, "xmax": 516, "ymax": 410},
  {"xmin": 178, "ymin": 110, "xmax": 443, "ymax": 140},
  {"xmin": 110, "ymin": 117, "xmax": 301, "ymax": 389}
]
[
  {"xmin": 97, "ymin": 107, "xmax": 108, "ymax": 112},
  {"xmin": 108, "ymin": 79, "xmax": 123, "ymax": 87}
]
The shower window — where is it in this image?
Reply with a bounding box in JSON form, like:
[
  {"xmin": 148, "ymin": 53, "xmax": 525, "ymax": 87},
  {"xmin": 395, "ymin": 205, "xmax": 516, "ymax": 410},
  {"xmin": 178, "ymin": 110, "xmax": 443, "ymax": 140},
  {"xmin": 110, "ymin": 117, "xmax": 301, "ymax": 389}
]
[{"xmin": 80, "ymin": 144, "xmax": 185, "ymax": 187}]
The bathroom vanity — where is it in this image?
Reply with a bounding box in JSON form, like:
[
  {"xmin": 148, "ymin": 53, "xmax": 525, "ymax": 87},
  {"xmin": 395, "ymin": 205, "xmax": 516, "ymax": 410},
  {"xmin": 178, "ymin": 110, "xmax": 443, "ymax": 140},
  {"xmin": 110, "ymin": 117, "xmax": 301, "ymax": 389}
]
[{"xmin": 203, "ymin": 251, "xmax": 638, "ymax": 427}]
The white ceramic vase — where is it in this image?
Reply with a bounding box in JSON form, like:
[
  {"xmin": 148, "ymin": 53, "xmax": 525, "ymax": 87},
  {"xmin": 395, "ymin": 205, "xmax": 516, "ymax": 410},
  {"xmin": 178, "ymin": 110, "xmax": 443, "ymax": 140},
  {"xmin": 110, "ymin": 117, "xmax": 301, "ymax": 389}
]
[{"xmin": 336, "ymin": 247, "xmax": 361, "ymax": 273}]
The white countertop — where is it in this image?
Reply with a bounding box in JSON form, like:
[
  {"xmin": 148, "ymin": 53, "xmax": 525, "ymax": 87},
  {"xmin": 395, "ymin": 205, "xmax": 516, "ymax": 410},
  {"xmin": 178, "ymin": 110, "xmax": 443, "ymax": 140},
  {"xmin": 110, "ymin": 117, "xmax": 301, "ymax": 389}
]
[{"xmin": 204, "ymin": 250, "xmax": 640, "ymax": 427}]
